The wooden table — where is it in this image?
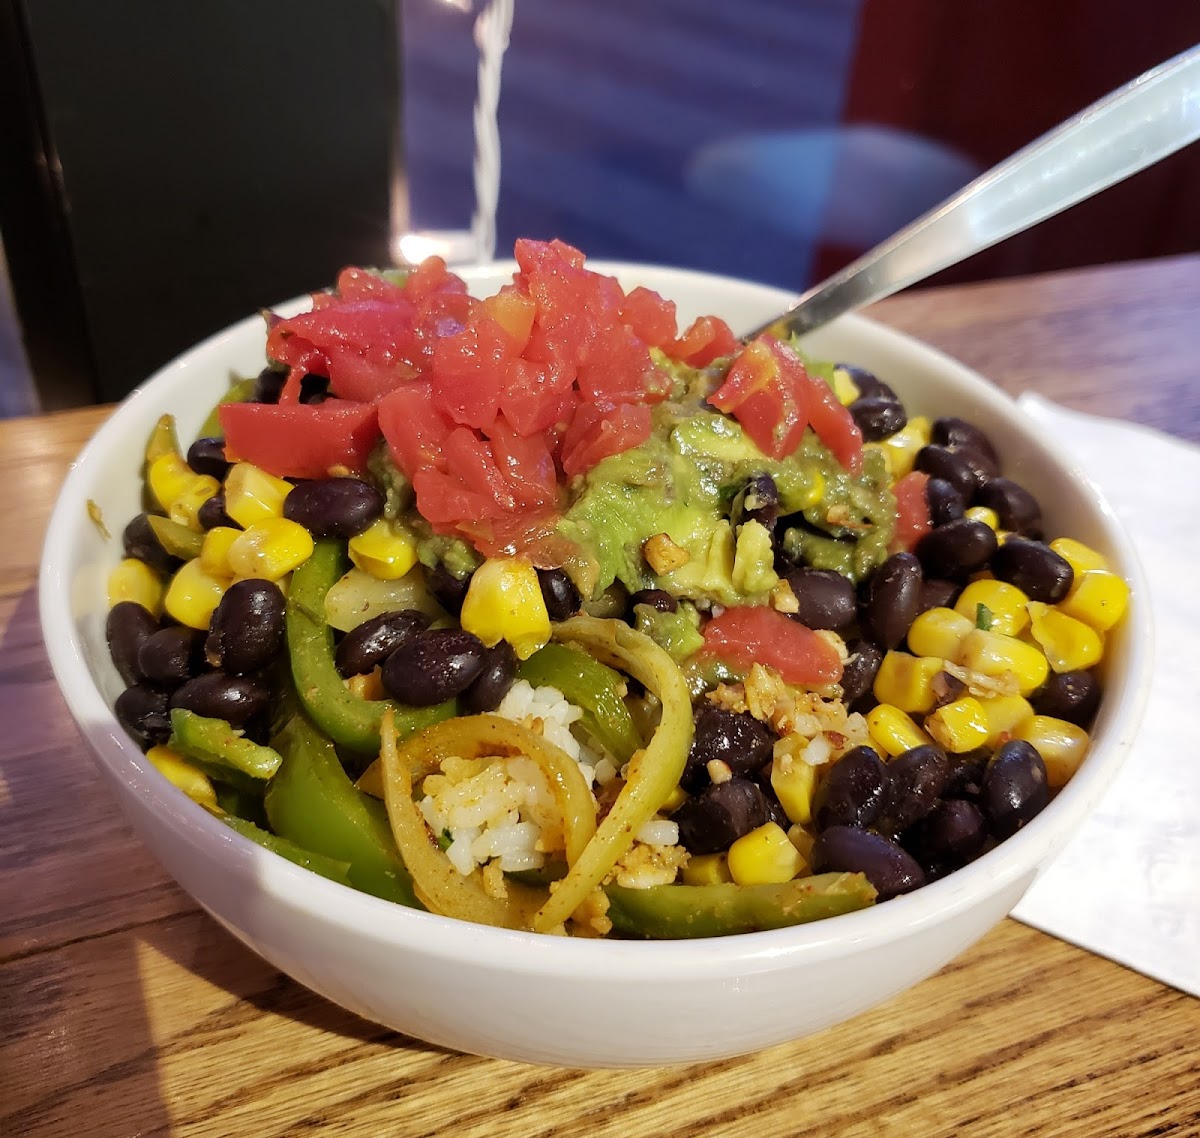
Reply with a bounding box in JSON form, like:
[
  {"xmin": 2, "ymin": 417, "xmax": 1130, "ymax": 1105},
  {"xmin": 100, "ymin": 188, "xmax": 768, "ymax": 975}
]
[{"xmin": 2, "ymin": 258, "xmax": 1197, "ymax": 1137}]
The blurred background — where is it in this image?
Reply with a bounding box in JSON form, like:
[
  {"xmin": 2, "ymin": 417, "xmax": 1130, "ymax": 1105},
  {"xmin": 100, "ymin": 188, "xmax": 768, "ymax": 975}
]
[{"xmin": 2, "ymin": 0, "xmax": 1198, "ymax": 415}]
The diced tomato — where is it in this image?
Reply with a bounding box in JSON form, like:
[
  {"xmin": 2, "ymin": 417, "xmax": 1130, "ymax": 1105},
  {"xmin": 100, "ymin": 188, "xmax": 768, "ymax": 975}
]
[
  {"xmin": 560, "ymin": 402, "xmax": 653, "ymax": 477},
  {"xmin": 482, "ymin": 287, "xmax": 536, "ymax": 354},
  {"xmin": 672, "ymin": 315, "xmax": 741, "ymax": 367},
  {"xmin": 333, "ymin": 266, "xmax": 409, "ymax": 305},
  {"xmin": 429, "ymin": 315, "xmax": 512, "ymax": 431},
  {"xmin": 411, "ymin": 466, "xmax": 497, "ymax": 530},
  {"xmin": 577, "ymin": 323, "xmax": 655, "ymax": 405},
  {"xmin": 498, "ymin": 358, "xmax": 578, "ymax": 437},
  {"xmin": 486, "ymin": 415, "xmax": 559, "ymax": 510},
  {"xmin": 219, "ymin": 400, "xmax": 379, "ymax": 480},
  {"xmin": 618, "ymin": 286, "xmax": 678, "ymax": 349},
  {"xmin": 709, "ymin": 338, "xmax": 809, "ymax": 458},
  {"xmin": 402, "ymin": 255, "xmax": 469, "ymax": 304},
  {"xmin": 800, "ymin": 355, "xmax": 863, "ymax": 475},
  {"xmin": 700, "ymin": 606, "xmax": 843, "ymax": 686},
  {"xmin": 709, "ymin": 336, "xmax": 863, "ymax": 472},
  {"xmin": 377, "ymin": 381, "xmax": 455, "ymax": 477},
  {"xmin": 890, "ymin": 470, "xmax": 932, "ymax": 553}
]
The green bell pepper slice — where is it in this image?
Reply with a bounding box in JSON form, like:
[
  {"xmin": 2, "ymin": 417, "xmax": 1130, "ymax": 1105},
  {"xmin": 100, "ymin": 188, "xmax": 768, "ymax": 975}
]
[
  {"xmin": 517, "ymin": 641, "xmax": 642, "ymax": 764},
  {"xmin": 286, "ymin": 539, "xmax": 455, "ymax": 754},
  {"xmin": 264, "ymin": 711, "xmax": 420, "ymax": 907},
  {"xmin": 168, "ymin": 708, "xmax": 282, "ymax": 793},
  {"xmin": 213, "ymin": 811, "xmax": 353, "ymax": 889},
  {"xmin": 604, "ymin": 873, "xmax": 877, "ymax": 938}
]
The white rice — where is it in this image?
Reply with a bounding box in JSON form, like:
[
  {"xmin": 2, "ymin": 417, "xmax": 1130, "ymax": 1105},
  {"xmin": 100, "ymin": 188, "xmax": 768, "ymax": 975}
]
[{"xmin": 420, "ymin": 681, "xmax": 613, "ymax": 878}]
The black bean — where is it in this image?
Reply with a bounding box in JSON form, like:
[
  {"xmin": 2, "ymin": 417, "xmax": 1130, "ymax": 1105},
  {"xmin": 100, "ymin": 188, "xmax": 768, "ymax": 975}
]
[
  {"xmin": 849, "ymin": 394, "xmax": 907, "ymax": 442},
  {"xmin": 839, "ymin": 641, "xmax": 884, "ymax": 707},
  {"xmin": 813, "ymin": 745, "xmax": 890, "ymax": 831},
  {"xmin": 674, "ymin": 778, "xmax": 773, "ymax": 855},
  {"xmin": 917, "ymin": 578, "xmax": 961, "ymax": 614},
  {"xmin": 944, "ymin": 757, "xmax": 988, "ymax": 801},
  {"xmin": 170, "ymin": 673, "xmax": 270, "ymax": 728},
  {"xmin": 909, "ymin": 799, "xmax": 989, "ymax": 868},
  {"xmin": 836, "ymin": 365, "xmax": 897, "ymax": 402},
  {"xmin": 861, "ymin": 552, "xmax": 923, "ymax": 649},
  {"xmin": 186, "ymin": 436, "xmax": 230, "ymax": 481},
  {"xmin": 1032, "ymin": 670, "xmax": 1101, "ymax": 726},
  {"xmin": 975, "ymin": 477, "xmax": 1043, "ymax": 537},
  {"xmin": 283, "ymin": 477, "xmax": 385, "ymax": 540},
  {"xmin": 932, "ymin": 417, "xmax": 1000, "ymax": 467},
  {"xmin": 334, "ymin": 609, "xmax": 430, "ymax": 679},
  {"xmin": 812, "ymin": 826, "xmax": 926, "ymax": 901},
  {"xmin": 915, "ymin": 445, "xmax": 984, "ymax": 500},
  {"xmin": 381, "ymin": 629, "xmax": 487, "ymax": 706},
  {"xmin": 926, "ymin": 478, "xmax": 966, "ymax": 528},
  {"xmin": 106, "ymin": 602, "xmax": 160, "ymax": 686},
  {"xmin": 536, "ymin": 568, "xmax": 581, "ymax": 622},
  {"xmin": 205, "ymin": 580, "xmax": 287, "ymax": 675},
  {"xmin": 681, "ymin": 707, "xmax": 775, "ymax": 793},
  {"xmin": 197, "ymin": 493, "xmax": 237, "ymax": 531},
  {"xmin": 115, "ymin": 682, "xmax": 173, "ymax": 749},
  {"xmin": 298, "ymin": 373, "xmax": 330, "ymax": 404},
  {"xmin": 991, "ymin": 537, "xmax": 1073, "ymax": 602},
  {"xmin": 252, "ymin": 366, "xmax": 286, "ymax": 404},
  {"xmin": 785, "ymin": 567, "xmax": 857, "ymax": 631},
  {"xmin": 424, "ymin": 562, "xmax": 472, "ymax": 616},
  {"xmin": 876, "ymin": 744, "xmax": 951, "ymax": 834},
  {"xmin": 916, "ymin": 518, "xmax": 998, "ymax": 579},
  {"xmin": 981, "ymin": 740, "xmax": 1050, "ymax": 839},
  {"xmin": 461, "ymin": 641, "xmax": 518, "ymax": 714},
  {"xmin": 138, "ymin": 626, "xmax": 205, "ymax": 688},
  {"xmin": 731, "ymin": 472, "xmax": 780, "ymax": 532},
  {"xmin": 628, "ymin": 588, "xmax": 677, "ymax": 614},
  {"xmin": 122, "ymin": 513, "xmax": 176, "ymax": 575}
]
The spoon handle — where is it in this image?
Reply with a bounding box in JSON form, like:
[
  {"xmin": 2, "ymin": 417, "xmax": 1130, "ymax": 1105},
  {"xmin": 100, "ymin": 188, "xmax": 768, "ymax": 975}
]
[{"xmin": 749, "ymin": 44, "xmax": 1200, "ymax": 341}]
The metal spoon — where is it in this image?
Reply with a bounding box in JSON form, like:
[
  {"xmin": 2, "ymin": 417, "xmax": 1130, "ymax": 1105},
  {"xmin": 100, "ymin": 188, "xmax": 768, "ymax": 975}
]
[{"xmin": 747, "ymin": 44, "xmax": 1200, "ymax": 341}]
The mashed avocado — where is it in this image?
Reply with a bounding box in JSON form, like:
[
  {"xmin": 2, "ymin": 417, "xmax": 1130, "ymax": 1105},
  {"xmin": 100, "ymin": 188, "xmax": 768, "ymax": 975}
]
[{"xmin": 558, "ymin": 396, "xmax": 894, "ymax": 604}]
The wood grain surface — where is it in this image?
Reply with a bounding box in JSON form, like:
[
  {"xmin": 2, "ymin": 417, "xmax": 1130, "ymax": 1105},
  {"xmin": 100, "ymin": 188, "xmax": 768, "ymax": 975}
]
[{"xmin": 2, "ymin": 258, "xmax": 1197, "ymax": 1138}]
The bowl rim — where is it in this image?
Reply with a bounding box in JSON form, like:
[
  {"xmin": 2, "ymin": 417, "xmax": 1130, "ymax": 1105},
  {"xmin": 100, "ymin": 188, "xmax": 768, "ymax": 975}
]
[{"xmin": 38, "ymin": 259, "xmax": 1153, "ymax": 980}]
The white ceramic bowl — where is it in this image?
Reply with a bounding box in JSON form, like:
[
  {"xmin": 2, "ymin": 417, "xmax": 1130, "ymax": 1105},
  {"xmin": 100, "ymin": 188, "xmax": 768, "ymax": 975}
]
[{"xmin": 40, "ymin": 262, "xmax": 1151, "ymax": 1068}]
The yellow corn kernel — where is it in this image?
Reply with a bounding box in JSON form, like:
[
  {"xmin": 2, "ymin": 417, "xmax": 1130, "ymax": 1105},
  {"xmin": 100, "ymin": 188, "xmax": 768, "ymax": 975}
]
[
  {"xmin": 164, "ymin": 558, "xmax": 229, "ymax": 629},
  {"xmin": 907, "ymin": 606, "xmax": 974, "ymax": 659},
  {"xmin": 348, "ymin": 517, "xmax": 419, "ymax": 581},
  {"xmin": 227, "ymin": 517, "xmax": 315, "ymax": 581},
  {"xmin": 682, "ymin": 852, "xmax": 733, "ymax": 887},
  {"xmin": 1026, "ymin": 602, "xmax": 1103, "ymax": 673},
  {"xmin": 770, "ymin": 753, "xmax": 819, "ymax": 825},
  {"xmin": 660, "ymin": 785, "xmax": 688, "ymax": 815},
  {"xmin": 1014, "ymin": 715, "xmax": 1090, "ymax": 788},
  {"xmin": 147, "ymin": 452, "xmax": 197, "ymax": 513},
  {"xmin": 459, "ymin": 556, "xmax": 551, "ymax": 660},
  {"xmin": 832, "ymin": 366, "xmax": 861, "ymax": 406},
  {"xmin": 925, "ymin": 696, "xmax": 989, "ymax": 753},
  {"xmin": 979, "ymin": 692, "xmax": 1035, "ymax": 746},
  {"xmin": 873, "ymin": 651, "xmax": 945, "ymax": 714},
  {"xmin": 786, "ymin": 823, "xmax": 816, "ymax": 865},
  {"xmin": 107, "ymin": 557, "xmax": 165, "ymax": 615},
  {"xmin": 954, "ymin": 579, "xmax": 1031, "ymax": 637},
  {"xmin": 1057, "ymin": 569, "xmax": 1130, "ymax": 632},
  {"xmin": 964, "ymin": 505, "xmax": 1001, "ymax": 531},
  {"xmin": 1050, "ymin": 537, "xmax": 1109, "ymax": 575},
  {"xmin": 200, "ymin": 526, "xmax": 242, "ymax": 578},
  {"xmin": 881, "ymin": 415, "xmax": 932, "ymax": 480},
  {"xmin": 727, "ymin": 822, "xmax": 806, "ymax": 886},
  {"xmin": 145, "ymin": 744, "xmax": 218, "ymax": 808},
  {"xmin": 955, "ymin": 628, "xmax": 1049, "ymax": 696},
  {"xmin": 167, "ymin": 473, "xmax": 221, "ymax": 532},
  {"xmin": 223, "ymin": 462, "xmax": 293, "ymax": 528},
  {"xmin": 866, "ymin": 704, "xmax": 932, "ymax": 757}
]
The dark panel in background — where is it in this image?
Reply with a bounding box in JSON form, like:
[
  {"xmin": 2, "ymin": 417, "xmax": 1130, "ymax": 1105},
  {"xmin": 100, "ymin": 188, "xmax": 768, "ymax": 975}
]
[{"xmin": 2, "ymin": 0, "xmax": 401, "ymax": 407}]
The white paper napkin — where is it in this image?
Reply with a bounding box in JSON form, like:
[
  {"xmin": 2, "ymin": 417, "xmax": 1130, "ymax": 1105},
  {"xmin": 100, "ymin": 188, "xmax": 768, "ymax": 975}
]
[{"xmin": 1010, "ymin": 394, "xmax": 1200, "ymax": 997}]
